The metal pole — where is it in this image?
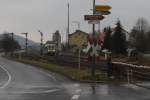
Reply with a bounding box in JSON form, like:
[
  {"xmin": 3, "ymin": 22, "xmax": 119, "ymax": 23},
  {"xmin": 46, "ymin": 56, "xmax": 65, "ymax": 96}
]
[
  {"xmin": 92, "ymin": 0, "xmax": 96, "ymax": 78},
  {"xmin": 78, "ymin": 48, "xmax": 81, "ymax": 70},
  {"xmin": 127, "ymin": 68, "xmax": 130, "ymax": 86},
  {"xmin": 25, "ymin": 33, "xmax": 28, "ymax": 54},
  {"xmin": 78, "ymin": 23, "xmax": 80, "ymax": 30},
  {"xmin": 67, "ymin": 2, "xmax": 70, "ymax": 46},
  {"xmin": 98, "ymin": 21, "xmax": 101, "ymax": 33},
  {"xmin": 38, "ymin": 30, "xmax": 43, "ymax": 55},
  {"xmin": 21, "ymin": 33, "xmax": 28, "ymax": 54},
  {"xmin": 41, "ymin": 33, "xmax": 43, "ymax": 55},
  {"xmin": 11, "ymin": 33, "xmax": 14, "ymax": 56}
]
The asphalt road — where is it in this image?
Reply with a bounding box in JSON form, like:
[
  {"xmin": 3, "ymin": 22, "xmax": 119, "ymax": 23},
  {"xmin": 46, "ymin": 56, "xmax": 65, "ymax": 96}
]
[{"xmin": 0, "ymin": 57, "xmax": 150, "ymax": 100}]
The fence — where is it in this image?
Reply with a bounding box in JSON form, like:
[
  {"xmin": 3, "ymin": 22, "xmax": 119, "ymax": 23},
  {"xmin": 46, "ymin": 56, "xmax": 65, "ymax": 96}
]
[{"xmin": 113, "ymin": 62, "xmax": 150, "ymax": 89}]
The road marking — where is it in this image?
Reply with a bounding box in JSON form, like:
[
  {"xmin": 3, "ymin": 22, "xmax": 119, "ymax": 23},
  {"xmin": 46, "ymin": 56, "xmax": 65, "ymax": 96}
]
[
  {"xmin": 71, "ymin": 95, "xmax": 80, "ymax": 100},
  {"xmin": 8, "ymin": 89, "xmax": 61, "ymax": 94},
  {"xmin": 44, "ymin": 89, "xmax": 60, "ymax": 93},
  {"xmin": 46, "ymin": 73, "xmax": 57, "ymax": 81},
  {"xmin": 0, "ymin": 64, "xmax": 12, "ymax": 89},
  {"xmin": 37, "ymin": 69, "xmax": 56, "ymax": 81},
  {"xmin": 73, "ymin": 83, "xmax": 80, "ymax": 87}
]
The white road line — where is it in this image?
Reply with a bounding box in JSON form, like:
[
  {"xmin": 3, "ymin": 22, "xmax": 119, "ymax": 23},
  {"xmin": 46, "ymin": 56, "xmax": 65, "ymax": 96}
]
[
  {"xmin": 0, "ymin": 64, "xmax": 12, "ymax": 89},
  {"xmin": 71, "ymin": 95, "xmax": 80, "ymax": 100},
  {"xmin": 73, "ymin": 84, "xmax": 80, "ymax": 87},
  {"xmin": 44, "ymin": 89, "xmax": 60, "ymax": 93},
  {"xmin": 38, "ymin": 70, "xmax": 57, "ymax": 81},
  {"xmin": 46, "ymin": 73, "xmax": 57, "ymax": 81},
  {"xmin": 9, "ymin": 89, "xmax": 61, "ymax": 94}
]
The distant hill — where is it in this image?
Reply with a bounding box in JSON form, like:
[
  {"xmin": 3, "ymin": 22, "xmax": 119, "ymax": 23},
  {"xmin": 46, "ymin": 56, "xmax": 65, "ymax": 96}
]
[
  {"xmin": 14, "ymin": 35, "xmax": 40, "ymax": 49},
  {"xmin": 0, "ymin": 34, "xmax": 40, "ymax": 50}
]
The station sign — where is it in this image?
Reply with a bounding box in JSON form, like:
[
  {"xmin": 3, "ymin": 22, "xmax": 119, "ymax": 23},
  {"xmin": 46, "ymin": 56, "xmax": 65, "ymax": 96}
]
[{"xmin": 84, "ymin": 15, "xmax": 104, "ymax": 21}]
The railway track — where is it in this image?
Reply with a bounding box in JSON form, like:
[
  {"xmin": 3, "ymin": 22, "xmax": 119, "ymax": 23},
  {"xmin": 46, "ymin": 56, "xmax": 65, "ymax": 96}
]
[{"xmin": 47, "ymin": 55, "xmax": 108, "ymax": 71}]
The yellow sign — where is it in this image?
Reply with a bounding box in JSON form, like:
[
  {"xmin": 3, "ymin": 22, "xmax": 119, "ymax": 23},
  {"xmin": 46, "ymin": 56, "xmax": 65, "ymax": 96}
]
[{"xmin": 96, "ymin": 5, "xmax": 112, "ymax": 11}]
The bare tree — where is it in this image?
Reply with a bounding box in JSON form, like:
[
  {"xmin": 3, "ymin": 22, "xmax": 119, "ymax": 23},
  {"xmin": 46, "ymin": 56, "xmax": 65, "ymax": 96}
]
[
  {"xmin": 129, "ymin": 18, "xmax": 149, "ymax": 52},
  {"xmin": 134, "ymin": 17, "xmax": 149, "ymax": 33}
]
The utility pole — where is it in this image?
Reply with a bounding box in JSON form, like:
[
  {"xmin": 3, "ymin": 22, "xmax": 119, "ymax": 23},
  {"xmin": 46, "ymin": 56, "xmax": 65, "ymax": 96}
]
[
  {"xmin": 67, "ymin": 2, "xmax": 70, "ymax": 46},
  {"xmin": 92, "ymin": 0, "xmax": 96, "ymax": 78},
  {"xmin": 38, "ymin": 30, "xmax": 43, "ymax": 55},
  {"xmin": 22, "ymin": 33, "xmax": 28, "ymax": 54},
  {"xmin": 98, "ymin": 22, "xmax": 101, "ymax": 33}
]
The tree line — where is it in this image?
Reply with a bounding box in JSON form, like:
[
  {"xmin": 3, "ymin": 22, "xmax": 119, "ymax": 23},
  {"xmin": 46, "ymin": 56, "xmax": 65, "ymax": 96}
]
[
  {"xmin": 102, "ymin": 18, "xmax": 150, "ymax": 55},
  {"xmin": 0, "ymin": 33, "xmax": 20, "ymax": 55}
]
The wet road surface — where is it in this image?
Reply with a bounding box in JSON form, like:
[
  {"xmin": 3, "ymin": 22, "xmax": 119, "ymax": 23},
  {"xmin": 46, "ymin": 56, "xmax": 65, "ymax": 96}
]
[{"xmin": 0, "ymin": 57, "xmax": 150, "ymax": 100}]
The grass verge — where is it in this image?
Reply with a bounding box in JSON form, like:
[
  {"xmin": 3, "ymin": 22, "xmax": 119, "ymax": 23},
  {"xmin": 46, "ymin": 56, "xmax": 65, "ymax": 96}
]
[{"xmin": 11, "ymin": 58, "xmax": 108, "ymax": 82}]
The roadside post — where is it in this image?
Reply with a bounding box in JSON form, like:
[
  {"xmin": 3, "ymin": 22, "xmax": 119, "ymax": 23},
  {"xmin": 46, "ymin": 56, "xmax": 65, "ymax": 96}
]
[
  {"xmin": 19, "ymin": 52, "xmax": 22, "ymax": 60},
  {"xmin": 84, "ymin": 0, "xmax": 112, "ymax": 79},
  {"xmin": 21, "ymin": 33, "xmax": 28, "ymax": 54},
  {"xmin": 78, "ymin": 47, "xmax": 81, "ymax": 80},
  {"xmin": 78, "ymin": 47, "xmax": 81, "ymax": 70},
  {"xmin": 127, "ymin": 67, "xmax": 130, "ymax": 86}
]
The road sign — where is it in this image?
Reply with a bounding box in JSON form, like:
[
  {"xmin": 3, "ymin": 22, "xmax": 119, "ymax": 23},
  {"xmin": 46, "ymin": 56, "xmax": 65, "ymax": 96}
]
[
  {"xmin": 96, "ymin": 5, "xmax": 112, "ymax": 11},
  {"xmin": 84, "ymin": 15, "xmax": 104, "ymax": 20},
  {"xmin": 95, "ymin": 11, "xmax": 111, "ymax": 15},
  {"xmin": 88, "ymin": 20, "xmax": 100, "ymax": 24}
]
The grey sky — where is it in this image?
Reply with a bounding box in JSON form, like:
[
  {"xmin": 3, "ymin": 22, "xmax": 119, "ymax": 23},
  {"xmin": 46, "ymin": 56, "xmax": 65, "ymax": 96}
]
[{"xmin": 0, "ymin": 0, "xmax": 150, "ymax": 42}]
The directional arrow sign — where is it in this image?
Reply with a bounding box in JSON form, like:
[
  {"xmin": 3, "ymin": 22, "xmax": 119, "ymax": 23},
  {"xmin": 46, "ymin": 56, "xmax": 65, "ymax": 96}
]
[
  {"xmin": 95, "ymin": 11, "xmax": 111, "ymax": 15},
  {"xmin": 96, "ymin": 5, "xmax": 112, "ymax": 11},
  {"xmin": 84, "ymin": 15, "xmax": 104, "ymax": 21}
]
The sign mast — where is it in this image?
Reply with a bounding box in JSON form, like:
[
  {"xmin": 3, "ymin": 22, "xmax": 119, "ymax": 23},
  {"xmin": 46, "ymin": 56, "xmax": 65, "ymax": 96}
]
[{"xmin": 92, "ymin": 0, "xmax": 96, "ymax": 78}]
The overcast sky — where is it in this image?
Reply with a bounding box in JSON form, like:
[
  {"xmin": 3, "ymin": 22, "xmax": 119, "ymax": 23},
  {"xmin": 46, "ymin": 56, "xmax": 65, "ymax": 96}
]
[{"xmin": 0, "ymin": 0, "xmax": 150, "ymax": 43}]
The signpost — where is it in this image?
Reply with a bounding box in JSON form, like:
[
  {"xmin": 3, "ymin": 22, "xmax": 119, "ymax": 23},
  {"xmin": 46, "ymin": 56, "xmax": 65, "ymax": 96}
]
[
  {"xmin": 96, "ymin": 5, "xmax": 112, "ymax": 11},
  {"xmin": 95, "ymin": 11, "xmax": 111, "ymax": 15},
  {"xmin": 84, "ymin": 15, "xmax": 104, "ymax": 20},
  {"xmin": 84, "ymin": 0, "xmax": 112, "ymax": 80}
]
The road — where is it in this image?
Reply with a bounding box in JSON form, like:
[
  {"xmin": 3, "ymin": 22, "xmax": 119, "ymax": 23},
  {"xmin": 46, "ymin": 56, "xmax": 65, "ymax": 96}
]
[{"xmin": 0, "ymin": 57, "xmax": 150, "ymax": 100}]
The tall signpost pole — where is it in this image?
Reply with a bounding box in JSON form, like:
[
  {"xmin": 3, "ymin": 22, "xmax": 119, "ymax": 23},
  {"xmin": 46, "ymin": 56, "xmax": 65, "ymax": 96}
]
[
  {"xmin": 67, "ymin": 2, "xmax": 70, "ymax": 46},
  {"xmin": 92, "ymin": 0, "xmax": 96, "ymax": 78},
  {"xmin": 84, "ymin": 1, "xmax": 112, "ymax": 79}
]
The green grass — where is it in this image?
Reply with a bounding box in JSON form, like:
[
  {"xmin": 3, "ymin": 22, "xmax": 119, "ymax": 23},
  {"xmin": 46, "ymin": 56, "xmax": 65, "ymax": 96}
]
[{"xmin": 14, "ymin": 58, "xmax": 107, "ymax": 82}]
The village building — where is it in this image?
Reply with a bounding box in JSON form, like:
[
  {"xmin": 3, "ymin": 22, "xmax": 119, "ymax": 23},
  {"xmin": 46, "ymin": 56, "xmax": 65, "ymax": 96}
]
[{"xmin": 68, "ymin": 30, "xmax": 88, "ymax": 53}]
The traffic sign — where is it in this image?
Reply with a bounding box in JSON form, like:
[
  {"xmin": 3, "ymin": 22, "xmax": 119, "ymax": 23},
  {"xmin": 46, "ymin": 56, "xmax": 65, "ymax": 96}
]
[
  {"xmin": 84, "ymin": 15, "xmax": 104, "ymax": 20},
  {"xmin": 88, "ymin": 20, "xmax": 100, "ymax": 24},
  {"xmin": 95, "ymin": 11, "xmax": 111, "ymax": 15},
  {"xmin": 96, "ymin": 5, "xmax": 112, "ymax": 11}
]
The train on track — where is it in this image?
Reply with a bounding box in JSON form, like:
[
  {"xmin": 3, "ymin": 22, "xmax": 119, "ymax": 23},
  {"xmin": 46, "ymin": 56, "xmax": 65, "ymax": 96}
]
[{"xmin": 43, "ymin": 43, "xmax": 57, "ymax": 56}]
